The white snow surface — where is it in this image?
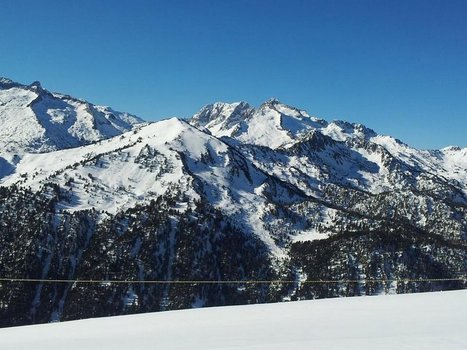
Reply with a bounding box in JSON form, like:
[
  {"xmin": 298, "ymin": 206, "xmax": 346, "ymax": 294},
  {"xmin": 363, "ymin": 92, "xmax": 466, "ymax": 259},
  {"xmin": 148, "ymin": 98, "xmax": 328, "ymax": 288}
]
[{"xmin": 1, "ymin": 290, "xmax": 466, "ymax": 350}]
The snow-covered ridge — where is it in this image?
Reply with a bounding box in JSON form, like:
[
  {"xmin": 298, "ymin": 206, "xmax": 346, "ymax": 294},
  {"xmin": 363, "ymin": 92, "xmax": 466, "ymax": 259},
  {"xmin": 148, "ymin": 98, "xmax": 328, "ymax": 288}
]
[
  {"xmin": 1, "ymin": 290, "xmax": 466, "ymax": 350},
  {"xmin": 0, "ymin": 117, "xmax": 300, "ymax": 256},
  {"xmin": 189, "ymin": 99, "xmax": 467, "ymax": 191},
  {"xmin": 0, "ymin": 77, "xmax": 144, "ymax": 155},
  {"xmin": 0, "ymin": 118, "xmax": 221, "ymax": 213},
  {"xmin": 191, "ymin": 98, "xmax": 328, "ymax": 149}
]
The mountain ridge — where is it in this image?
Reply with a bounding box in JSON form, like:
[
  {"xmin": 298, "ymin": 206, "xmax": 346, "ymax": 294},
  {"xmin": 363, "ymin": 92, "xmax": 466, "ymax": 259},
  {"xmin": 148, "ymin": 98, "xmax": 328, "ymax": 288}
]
[
  {"xmin": 188, "ymin": 99, "xmax": 467, "ymax": 194},
  {"xmin": 0, "ymin": 77, "xmax": 144, "ymax": 155},
  {"xmin": 0, "ymin": 78, "xmax": 465, "ymax": 327}
]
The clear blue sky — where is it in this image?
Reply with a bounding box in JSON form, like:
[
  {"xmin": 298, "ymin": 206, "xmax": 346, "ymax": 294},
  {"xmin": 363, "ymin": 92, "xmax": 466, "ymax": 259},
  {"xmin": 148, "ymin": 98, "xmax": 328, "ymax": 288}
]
[{"xmin": 1, "ymin": 0, "xmax": 466, "ymax": 149}]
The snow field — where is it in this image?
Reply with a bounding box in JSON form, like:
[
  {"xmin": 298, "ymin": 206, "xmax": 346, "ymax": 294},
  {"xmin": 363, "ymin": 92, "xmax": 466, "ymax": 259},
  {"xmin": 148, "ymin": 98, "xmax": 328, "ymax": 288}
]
[{"xmin": 1, "ymin": 290, "xmax": 466, "ymax": 350}]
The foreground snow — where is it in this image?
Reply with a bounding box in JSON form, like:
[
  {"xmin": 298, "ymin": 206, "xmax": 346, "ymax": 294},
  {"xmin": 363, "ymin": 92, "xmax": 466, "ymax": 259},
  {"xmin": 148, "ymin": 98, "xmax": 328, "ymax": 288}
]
[{"xmin": 2, "ymin": 290, "xmax": 466, "ymax": 349}]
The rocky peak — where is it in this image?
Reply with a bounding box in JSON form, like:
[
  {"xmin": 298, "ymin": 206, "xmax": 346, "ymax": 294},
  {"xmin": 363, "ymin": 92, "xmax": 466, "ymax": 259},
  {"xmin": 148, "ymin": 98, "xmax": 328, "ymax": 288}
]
[
  {"xmin": 190, "ymin": 101, "xmax": 253, "ymax": 129},
  {"xmin": 0, "ymin": 77, "xmax": 20, "ymax": 89},
  {"xmin": 29, "ymin": 80, "xmax": 42, "ymax": 89}
]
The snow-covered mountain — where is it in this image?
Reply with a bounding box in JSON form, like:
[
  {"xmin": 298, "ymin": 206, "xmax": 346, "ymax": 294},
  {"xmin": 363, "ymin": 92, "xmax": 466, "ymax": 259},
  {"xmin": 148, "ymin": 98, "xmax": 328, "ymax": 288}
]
[
  {"xmin": 0, "ymin": 77, "xmax": 143, "ymax": 155},
  {"xmin": 0, "ymin": 91, "xmax": 465, "ymax": 327},
  {"xmin": 190, "ymin": 99, "xmax": 467, "ymax": 192},
  {"xmin": 0, "ymin": 117, "xmax": 301, "ymax": 256},
  {"xmin": 191, "ymin": 98, "xmax": 369, "ymax": 149}
]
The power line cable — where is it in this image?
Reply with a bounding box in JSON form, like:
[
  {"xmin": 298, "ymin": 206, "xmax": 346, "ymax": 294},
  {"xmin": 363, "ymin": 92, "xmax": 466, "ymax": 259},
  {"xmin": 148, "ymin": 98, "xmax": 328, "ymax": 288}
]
[{"xmin": 0, "ymin": 277, "xmax": 465, "ymax": 284}]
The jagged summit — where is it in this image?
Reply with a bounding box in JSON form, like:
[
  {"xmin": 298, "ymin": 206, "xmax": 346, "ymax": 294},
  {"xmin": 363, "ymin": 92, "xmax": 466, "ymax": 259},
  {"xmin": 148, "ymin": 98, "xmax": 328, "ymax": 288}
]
[
  {"xmin": 0, "ymin": 77, "xmax": 21, "ymax": 89},
  {"xmin": 189, "ymin": 98, "xmax": 381, "ymax": 149},
  {"xmin": 0, "ymin": 77, "xmax": 43, "ymax": 90},
  {"xmin": 190, "ymin": 101, "xmax": 254, "ymax": 141},
  {"xmin": 191, "ymin": 101, "xmax": 252, "ymax": 128},
  {"xmin": 442, "ymin": 145, "xmax": 464, "ymax": 152},
  {"xmin": 262, "ymin": 97, "xmax": 281, "ymax": 105},
  {"xmin": 0, "ymin": 77, "xmax": 13, "ymax": 84},
  {"xmin": 29, "ymin": 80, "xmax": 42, "ymax": 89}
]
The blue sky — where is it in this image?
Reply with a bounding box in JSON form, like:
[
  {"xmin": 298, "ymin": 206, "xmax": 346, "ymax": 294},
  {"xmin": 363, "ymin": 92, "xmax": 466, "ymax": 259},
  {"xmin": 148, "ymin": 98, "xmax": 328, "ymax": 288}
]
[{"xmin": 1, "ymin": 0, "xmax": 466, "ymax": 149}]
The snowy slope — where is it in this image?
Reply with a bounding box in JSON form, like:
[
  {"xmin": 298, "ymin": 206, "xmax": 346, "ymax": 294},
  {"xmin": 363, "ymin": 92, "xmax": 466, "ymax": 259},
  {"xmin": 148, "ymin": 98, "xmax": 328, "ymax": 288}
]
[
  {"xmin": 1, "ymin": 118, "xmax": 194, "ymax": 212},
  {"xmin": 0, "ymin": 117, "xmax": 301, "ymax": 256},
  {"xmin": 1, "ymin": 290, "xmax": 466, "ymax": 350},
  {"xmin": 0, "ymin": 77, "xmax": 143, "ymax": 155}
]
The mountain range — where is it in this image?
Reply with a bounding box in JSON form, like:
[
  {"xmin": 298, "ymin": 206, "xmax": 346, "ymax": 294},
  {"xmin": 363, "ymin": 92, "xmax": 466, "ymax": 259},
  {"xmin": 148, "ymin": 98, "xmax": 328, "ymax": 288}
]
[{"xmin": 0, "ymin": 78, "xmax": 465, "ymax": 327}]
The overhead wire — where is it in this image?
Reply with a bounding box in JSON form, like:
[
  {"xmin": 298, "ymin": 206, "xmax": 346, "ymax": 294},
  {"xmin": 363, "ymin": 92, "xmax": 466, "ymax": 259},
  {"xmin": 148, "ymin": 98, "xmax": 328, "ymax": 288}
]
[{"xmin": 0, "ymin": 277, "xmax": 465, "ymax": 284}]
